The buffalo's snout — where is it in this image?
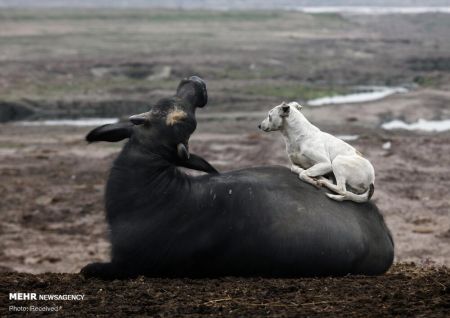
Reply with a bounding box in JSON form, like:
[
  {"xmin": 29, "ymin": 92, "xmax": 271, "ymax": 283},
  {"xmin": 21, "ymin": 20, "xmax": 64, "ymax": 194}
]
[{"xmin": 176, "ymin": 75, "xmax": 208, "ymax": 108}]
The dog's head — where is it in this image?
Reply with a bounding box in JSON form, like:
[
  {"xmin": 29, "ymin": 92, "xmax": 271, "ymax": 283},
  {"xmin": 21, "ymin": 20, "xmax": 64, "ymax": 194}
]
[{"xmin": 258, "ymin": 101, "xmax": 303, "ymax": 132}]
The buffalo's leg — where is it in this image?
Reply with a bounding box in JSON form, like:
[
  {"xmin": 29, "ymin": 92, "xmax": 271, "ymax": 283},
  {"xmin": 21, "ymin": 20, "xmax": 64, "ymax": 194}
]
[{"xmin": 80, "ymin": 262, "xmax": 126, "ymax": 280}]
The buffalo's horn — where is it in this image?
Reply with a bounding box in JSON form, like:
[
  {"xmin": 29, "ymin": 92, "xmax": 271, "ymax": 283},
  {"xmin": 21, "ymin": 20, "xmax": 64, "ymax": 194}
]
[
  {"xmin": 129, "ymin": 112, "xmax": 151, "ymax": 125},
  {"xmin": 177, "ymin": 143, "xmax": 190, "ymax": 160}
]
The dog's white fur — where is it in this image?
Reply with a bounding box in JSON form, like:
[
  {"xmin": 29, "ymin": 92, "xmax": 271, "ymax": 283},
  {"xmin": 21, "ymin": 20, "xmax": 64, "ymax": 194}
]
[{"xmin": 259, "ymin": 101, "xmax": 375, "ymax": 203}]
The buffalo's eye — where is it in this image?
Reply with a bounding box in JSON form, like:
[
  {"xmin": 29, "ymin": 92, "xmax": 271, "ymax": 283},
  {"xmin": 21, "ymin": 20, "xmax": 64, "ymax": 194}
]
[{"xmin": 269, "ymin": 115, "xmax": 272, "ymax": 122}]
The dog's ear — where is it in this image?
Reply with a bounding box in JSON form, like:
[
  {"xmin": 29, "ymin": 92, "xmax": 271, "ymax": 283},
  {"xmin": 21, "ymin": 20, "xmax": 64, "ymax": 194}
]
[
  {"xmin": 280, "ymin": 102, "xmax": 290, "ymax": 117},
  {"xmin": 290, "ymin": 101, "xmax": 303, "ymax": 111}
]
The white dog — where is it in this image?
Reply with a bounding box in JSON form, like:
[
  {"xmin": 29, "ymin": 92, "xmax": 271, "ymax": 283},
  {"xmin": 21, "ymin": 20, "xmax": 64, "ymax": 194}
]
[{"xmin": 259, "ymin": 101, "xmax": 375, "ymax": 203}]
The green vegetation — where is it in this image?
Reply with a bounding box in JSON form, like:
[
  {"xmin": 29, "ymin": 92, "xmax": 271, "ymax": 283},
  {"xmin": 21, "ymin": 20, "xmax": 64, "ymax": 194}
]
[
  {"xmin": 0, "ymin": 9, "xmax": 282, "ymax": 23},
  {"xmin": 311, "ymin": 13, "xmax": 348, "ymax": 24},
  {"xmin": 413, "ymin": 75, "xmax": 441, "ymax": 87},
  {"xmin": 0, "ymin": 8, "xmax": 448, "ymax": 112},
  {"xmin": 0, "ymin": 77, "xmax": 178, "ymax": 100},
  {"xmin": 211, "ymin": 66, "xmax": 296, "ymax": 81}
]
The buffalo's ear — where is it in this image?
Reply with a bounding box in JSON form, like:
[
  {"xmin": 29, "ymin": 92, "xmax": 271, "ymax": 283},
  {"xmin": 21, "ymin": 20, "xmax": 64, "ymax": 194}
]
[
  {"xmin": 177, "ymin": 153, "xmax": 219, "ymax": 174},
  {"xmin": 86, "ymin": 122, "xmax": 133, "ymax": 143}
]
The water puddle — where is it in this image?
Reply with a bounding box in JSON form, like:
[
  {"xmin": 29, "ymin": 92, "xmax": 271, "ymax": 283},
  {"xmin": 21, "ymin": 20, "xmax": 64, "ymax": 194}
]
[
  {"xmin": 336, "ymin": 135, "xmax": 359, "ymax": 141},
  {"xmin": 15, "ymin": 118, "xmax": 119, "ymax": 127},
  {"xmin": 382, "ymin": 119, "xmax": 450, "ymax": 132},
  {"xmin": 296, "ymin": 7, "xmax": 450, "ymax": 14},
  {"xmin": 307, "ymin": 86, "xmax": 408, "ymax": 106}
]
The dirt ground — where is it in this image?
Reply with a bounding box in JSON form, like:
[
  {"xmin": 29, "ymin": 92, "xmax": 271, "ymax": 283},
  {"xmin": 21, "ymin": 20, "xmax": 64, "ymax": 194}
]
[
  {"xmin": 0, "ymin": 8, "xmax": 449, "ymax": 316},
  {"xmin": 0, "ymin": 91, "xmax": 449, "ymax": 316},
  {"xmin": 1, "ymin": 263, "xmax": 449, "ymax": 317},
  {"xmin": 1, "ymin": 89, "xmax": 449, "ymax": 274}
]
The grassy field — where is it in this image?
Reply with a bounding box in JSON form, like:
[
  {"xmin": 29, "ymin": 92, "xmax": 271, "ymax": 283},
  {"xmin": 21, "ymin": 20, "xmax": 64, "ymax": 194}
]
[{"xmin": 0, "ymin": 9, "xmax": 449, "ymax": 116}]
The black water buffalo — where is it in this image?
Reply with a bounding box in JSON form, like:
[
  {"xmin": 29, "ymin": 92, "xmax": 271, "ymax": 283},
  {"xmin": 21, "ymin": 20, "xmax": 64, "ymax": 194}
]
[{"xmin": 81, "ymin": 77, "xmax": 394, "ymax": 279}]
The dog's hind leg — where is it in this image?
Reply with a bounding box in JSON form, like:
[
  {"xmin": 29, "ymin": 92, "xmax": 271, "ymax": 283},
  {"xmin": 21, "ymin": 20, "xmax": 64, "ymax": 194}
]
[
  {"xmin": 319, "ymin": 175, "xmax": 346, "ymax": 194},
  {"xmin": 323, "ymin": 175, "xmax": 351, "ymax": 201},
  {"xmin": 299, "ymin": 162, "xmax": 332, "ymax": 188}
]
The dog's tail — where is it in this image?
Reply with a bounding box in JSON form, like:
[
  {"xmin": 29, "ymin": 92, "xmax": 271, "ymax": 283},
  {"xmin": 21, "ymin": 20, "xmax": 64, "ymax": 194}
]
[{"xmin": 326, "ymin": 183, "xmax": 374, "ymax": 203}]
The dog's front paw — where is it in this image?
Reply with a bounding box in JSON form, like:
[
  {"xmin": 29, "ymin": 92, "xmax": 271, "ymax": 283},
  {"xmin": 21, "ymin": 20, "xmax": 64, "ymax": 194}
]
[{"xmin": 290, "ymin": 165, "xmax": 303, "ymax": 174}]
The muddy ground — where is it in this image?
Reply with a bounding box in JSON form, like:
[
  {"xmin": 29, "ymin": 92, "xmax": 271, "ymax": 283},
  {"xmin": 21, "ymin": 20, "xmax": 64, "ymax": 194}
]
[
  {"xmin": 1, "ymin": 263, "xmax": 449, "ymax": 317},
  {"xmin": 1, "ymin": 89, "xmax": 449, "ymax": 273},
  {"xmin": 1, "ymin": 95, "xmax": 449, "ymax": 316},
  {"xmin": 0, "ymin": 8, "xmax": 449, "ymax": 316}
]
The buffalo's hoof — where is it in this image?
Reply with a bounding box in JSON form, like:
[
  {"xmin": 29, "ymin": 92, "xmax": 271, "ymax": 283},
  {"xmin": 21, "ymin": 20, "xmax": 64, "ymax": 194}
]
[{"xmin": 80, "ymin": 262, "xmax": 115, "ymax": 280}]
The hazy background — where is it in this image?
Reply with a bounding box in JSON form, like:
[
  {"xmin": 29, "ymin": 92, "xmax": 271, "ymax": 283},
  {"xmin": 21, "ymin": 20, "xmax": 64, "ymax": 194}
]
[
  {"xmin": 1, "ymin": 0, "xmax": 450, "ymax": 8},
  {"xmin": 0, "ymin": 0, "xmax": 449, "ymax": 273}
]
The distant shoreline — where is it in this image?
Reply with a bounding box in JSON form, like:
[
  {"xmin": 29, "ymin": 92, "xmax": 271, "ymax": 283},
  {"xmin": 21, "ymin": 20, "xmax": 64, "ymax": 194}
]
[
  {"xmin": 294, "ymin": 6, "xmax": 450, "ymax": 14},
  {"xmin": 0, "ymin": 4, "xmax": 449, "ymax": 14}
]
